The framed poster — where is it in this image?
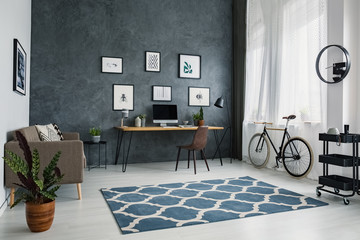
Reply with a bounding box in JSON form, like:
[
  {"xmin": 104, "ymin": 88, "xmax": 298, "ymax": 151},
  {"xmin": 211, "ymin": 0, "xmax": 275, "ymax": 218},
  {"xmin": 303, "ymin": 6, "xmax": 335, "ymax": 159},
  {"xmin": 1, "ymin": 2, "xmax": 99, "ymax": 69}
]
[
  {"xmin": 102, "ymin": 57, "xmax": 123, "ymax": 73},
  {"xmin": 113, "ymin": 84, "xmax": 134, "ymax": 111},
  {"xmin": 145, "ymin": 51, "xmax": 161, "ymax": 72},
  {"xmin": 179, "ymin": 54, "xmax": 201, "ymax": 79},
  {"xmin": 13, "ymin": 39, "xmax": 26, "ymax": 95},
  {"xmin": 188, "ymin": 87, "xmax": 210, "ymax": 106},
  {"xmin": 152, "ymin": 85, "xmax": 171, "ymax": 101}
]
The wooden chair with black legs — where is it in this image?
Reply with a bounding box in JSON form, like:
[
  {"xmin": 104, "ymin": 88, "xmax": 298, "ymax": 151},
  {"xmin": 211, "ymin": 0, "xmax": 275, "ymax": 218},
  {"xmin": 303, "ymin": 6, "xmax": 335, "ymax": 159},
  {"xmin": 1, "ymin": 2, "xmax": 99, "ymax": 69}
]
[{"xmin": 175, "ymin": 126, "xmax": 209, "ymax": 174}]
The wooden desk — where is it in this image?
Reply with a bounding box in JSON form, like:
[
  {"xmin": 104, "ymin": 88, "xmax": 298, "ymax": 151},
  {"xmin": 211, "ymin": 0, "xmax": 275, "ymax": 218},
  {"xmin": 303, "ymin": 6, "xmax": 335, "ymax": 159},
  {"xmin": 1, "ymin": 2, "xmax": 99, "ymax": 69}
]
[{"xmin": 114, "ymin": 126, "xmax": 224, "ymax": 172}]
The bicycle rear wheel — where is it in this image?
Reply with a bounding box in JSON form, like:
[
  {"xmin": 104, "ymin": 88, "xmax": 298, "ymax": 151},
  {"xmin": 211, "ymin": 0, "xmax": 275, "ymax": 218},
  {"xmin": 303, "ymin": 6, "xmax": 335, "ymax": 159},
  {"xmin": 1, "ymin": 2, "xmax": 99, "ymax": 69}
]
[
  {"xmin": 282, "ymin": 137, "xmax": 313, "ymax": 177},
  {"xmin": 248, "ymin": 133, "xmax": 270, "ymax": 168}
]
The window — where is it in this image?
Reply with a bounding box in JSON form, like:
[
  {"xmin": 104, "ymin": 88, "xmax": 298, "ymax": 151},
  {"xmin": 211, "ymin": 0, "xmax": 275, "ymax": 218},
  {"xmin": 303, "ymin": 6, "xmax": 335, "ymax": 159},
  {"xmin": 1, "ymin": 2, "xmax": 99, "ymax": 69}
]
[{"xmin": 245, "ymin": 0, "xmax": 327, "ymax": 123}]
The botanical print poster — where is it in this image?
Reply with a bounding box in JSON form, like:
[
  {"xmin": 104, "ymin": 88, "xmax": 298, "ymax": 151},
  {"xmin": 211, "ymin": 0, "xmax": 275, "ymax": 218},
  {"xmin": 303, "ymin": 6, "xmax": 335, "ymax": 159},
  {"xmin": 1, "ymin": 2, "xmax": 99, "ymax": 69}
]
[{"xmin": 179, "ymin": 54, "xmax": 201, "ymax": 79}]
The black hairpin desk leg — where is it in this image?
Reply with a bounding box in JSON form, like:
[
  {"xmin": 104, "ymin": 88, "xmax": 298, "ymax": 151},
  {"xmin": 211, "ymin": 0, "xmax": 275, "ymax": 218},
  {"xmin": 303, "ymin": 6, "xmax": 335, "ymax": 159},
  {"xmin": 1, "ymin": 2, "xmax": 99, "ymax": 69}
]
[
  {"xmin": 115, "ymin": 131, "xmax": 124, "ymax": 165},
  {"xmin": 122, "ymin": 132, "xmax": 133, "ymax": 172},
  {"xmin": 212, "ymin": 130, "xmax": 223, "ymax": 166}
]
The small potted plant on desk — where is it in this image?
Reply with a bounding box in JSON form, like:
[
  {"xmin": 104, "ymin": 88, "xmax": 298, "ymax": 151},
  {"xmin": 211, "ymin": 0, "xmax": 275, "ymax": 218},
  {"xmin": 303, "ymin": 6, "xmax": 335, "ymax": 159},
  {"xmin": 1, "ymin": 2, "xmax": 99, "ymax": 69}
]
[
  {"xmin": 193, "ymin": 107, "xmax": 205, "ymax": 126},
  {"xmin": 3, "ymin": 131, "xmax": 63, "ymax": 232},
  {"xmin": 139, "ymin": 114, "xmax": 146, "ymax": 127},
  {"xmin": 89, "ymin": 127, "xmax": 101, "ymax": 143}
]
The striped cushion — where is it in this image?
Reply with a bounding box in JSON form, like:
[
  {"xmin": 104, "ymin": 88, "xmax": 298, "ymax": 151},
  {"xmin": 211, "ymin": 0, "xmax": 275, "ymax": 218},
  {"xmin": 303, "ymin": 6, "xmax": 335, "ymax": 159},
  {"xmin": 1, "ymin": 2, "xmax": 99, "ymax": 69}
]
[
  {"xmin": 52, "ymin": 123, "xmax": 64, "ymax": 140},
  {"xmin": 35, "ymin": 124, "xmax": 62, "ymax": 141}
]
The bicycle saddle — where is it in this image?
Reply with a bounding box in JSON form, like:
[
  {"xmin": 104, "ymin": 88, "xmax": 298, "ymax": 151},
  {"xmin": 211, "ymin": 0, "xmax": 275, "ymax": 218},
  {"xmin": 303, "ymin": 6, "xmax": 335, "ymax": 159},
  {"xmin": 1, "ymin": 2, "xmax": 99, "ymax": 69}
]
[{"xmin": 283, "ymin": 114, "xmax": 296, "ymax": 120}]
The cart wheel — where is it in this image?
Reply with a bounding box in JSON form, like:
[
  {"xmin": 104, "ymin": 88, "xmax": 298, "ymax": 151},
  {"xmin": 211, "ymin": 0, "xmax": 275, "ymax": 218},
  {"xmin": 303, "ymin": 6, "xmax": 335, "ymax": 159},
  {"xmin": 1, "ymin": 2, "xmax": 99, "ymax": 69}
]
[
  {"xmin": 343, "ymin": 198, "xmax": 350, "ymax": 205},
  {"xmin": 334, "ymin": 188, "xmax": 340, "ymax": 194},
  {"xmin": 316, "ymin": 188, "xmax": 321, "ymax": 197}
]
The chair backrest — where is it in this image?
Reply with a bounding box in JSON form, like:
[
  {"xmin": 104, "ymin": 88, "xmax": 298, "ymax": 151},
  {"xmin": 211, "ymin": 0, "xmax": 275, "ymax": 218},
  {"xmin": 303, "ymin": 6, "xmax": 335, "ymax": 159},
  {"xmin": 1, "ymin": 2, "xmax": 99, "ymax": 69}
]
[{"xmin": 191, "ymin": 126, "xmax": 208, "ymax": 150}]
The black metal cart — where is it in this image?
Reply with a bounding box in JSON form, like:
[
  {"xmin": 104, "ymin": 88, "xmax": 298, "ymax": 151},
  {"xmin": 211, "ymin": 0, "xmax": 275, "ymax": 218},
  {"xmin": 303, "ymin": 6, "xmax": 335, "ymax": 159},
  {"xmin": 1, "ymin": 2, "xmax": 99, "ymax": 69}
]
[{"xmin": 317, "ymin": 133, "xmax": 360, "ymax": 205}]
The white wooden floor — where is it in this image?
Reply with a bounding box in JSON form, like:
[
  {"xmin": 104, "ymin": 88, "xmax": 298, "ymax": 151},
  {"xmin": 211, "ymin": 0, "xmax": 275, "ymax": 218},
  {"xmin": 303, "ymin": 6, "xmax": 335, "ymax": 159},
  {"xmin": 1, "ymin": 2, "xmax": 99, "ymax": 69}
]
[{"xmin": 0, "ymin": 159, "xmax": 360, "ymax": 240}]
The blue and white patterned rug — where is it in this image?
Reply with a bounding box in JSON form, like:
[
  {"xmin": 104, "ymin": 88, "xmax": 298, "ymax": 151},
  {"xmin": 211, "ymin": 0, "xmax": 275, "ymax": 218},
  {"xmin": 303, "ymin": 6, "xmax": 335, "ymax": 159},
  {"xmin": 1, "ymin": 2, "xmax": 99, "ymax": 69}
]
[{"xmin": 101, "ymin": 176, "xmax": 328, "ymax": 234}]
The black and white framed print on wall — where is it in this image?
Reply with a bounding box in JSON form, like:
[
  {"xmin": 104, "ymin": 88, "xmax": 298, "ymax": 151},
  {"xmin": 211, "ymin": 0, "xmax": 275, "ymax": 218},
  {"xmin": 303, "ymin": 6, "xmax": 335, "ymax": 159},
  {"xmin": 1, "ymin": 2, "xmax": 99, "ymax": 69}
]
[
  {"xmin": 152, "ymin": 85, "xmax": 172, "ymax": 101},
  {"xmin": 179, "ymin": 54, "xmax": 201, "ymax": 79},
  {"xmin": 13, "ymin": 39, "xmax": 26, "ymax": 95},
  {"xmin": 188, "ymin": 87, "xmax": 210, "ymax": 106},
  {"xmin": 102, "ymin": 57, "xmax": 123, "ymax": 73},
  {"xmin": 113, "ymin": 84, "xmax": 134, "ymax": 111},
  {"xmin": 145, "ymin": 51, "xmax": 161, "ymax": 72}
]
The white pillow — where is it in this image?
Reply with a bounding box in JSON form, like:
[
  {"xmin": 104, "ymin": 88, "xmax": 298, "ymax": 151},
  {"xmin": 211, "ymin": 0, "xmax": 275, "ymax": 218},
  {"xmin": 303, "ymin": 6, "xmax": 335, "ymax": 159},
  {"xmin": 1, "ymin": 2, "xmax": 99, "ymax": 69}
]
[{"xmin": 35, "ymin": 124, "xmax": 61, "ymax": 141}]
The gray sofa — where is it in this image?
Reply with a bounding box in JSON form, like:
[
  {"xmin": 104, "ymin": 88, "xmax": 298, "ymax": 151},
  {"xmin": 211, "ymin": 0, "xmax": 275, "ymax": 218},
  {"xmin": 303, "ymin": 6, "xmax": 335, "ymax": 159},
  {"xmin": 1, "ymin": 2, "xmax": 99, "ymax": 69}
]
[{"xmin": 4, "ymin": 126, "xmax": 85, "ymax": 206}]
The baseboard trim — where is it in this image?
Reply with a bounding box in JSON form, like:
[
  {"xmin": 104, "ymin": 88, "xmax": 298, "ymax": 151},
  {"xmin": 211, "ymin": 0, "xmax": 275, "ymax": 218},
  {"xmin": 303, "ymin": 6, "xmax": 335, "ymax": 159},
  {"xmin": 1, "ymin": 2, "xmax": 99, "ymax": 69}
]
[{"xmin": 0, "ymin": 192, "xmax": 10, "ymax": 216}]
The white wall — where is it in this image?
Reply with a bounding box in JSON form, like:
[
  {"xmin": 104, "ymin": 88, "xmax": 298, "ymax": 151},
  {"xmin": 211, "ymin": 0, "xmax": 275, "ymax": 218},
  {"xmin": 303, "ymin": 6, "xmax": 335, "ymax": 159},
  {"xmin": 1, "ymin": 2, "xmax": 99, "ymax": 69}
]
[
  {"xmin": 344, "ymin": 0, "xmax": 360, "ymax": 131},
  {"xmin": 0, "ymin": 0, "xmax": 31, "ymax": 216},
  {"xmin": 327, "ymin": 0, "xmax": 344, "ymax": 131},
  {"xmin": 342, "ymin": 0, "xmax": 360, "ymax": 176},
  {"xmin": 326, "ymin": 0, "xmax": 360, "ymax": 177}
]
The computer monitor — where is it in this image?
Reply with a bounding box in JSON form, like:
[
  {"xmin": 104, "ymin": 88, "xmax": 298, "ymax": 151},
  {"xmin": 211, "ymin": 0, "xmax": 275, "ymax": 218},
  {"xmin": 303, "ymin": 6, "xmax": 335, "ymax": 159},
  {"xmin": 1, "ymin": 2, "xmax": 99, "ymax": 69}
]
[{"xmin": 153, "ymin": 104, "xmax": 178, "ymax": 127}]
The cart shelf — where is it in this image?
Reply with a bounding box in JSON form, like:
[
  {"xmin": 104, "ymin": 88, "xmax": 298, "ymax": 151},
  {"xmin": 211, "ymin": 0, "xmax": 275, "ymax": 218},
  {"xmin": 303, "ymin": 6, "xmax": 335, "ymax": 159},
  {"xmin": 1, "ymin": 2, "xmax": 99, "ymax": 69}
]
[
  {"xmin": 319, "ymin": 133, "xmax": 358, "ymax": 143},
  {"xmin": 319, "ymin": 175, "xmax": 359, "ymax": 191},
  {"xmin": 317, "ymin": 133, "xmax": 360, "ymax": 205},
  {"xmin": 319, "ymin": 154, "xmax": 359, "ymax": 167}
]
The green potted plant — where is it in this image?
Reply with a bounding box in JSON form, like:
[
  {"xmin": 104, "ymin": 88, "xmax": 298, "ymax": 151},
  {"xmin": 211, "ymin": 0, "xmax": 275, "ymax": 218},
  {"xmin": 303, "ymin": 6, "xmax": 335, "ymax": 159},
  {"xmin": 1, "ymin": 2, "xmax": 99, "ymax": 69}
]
[
  {"xmin": 192, "ymin": 112, "xmax": 201, "ymax": 126},
  {"xmin": 193, "ymin": 107, "xmax": 204, "ymax": 126},
  {"xmin": 198, "ymin": 107, "xmax": 205, "ymax": 126},
  {"xmin": 139, "ymin": 114, "xmax": 146, "ymax": 127},
  {"xmin": 3, "ymin": 131, "xmax": 63, "ymax": 232},
  {"xmin": 89, "ymin": 127, "xmax": 101, "ymax": 143}
]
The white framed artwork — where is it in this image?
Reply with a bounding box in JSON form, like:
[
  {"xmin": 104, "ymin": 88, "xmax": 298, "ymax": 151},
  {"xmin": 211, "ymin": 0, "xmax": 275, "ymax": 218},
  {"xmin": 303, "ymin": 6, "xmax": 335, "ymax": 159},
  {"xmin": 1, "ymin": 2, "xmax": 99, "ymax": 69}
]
[
  {"xmin": 102, "ymin": 57, "xmax": 123, "ymax": 73},
  {"xmin": 179, "ymin": 54, "xmax": 201, "ymax": 79},
  {"xmin": 152, "ymin": 85, "xmax": 171, "ymax": 101},
  {"xmin": 113, "ymin": 84, "xmax": 134, "ymax": 111},
  {"xmin": 188, "ymin": 87, "xmax": 210, "ymax": 106},
  {"xmin": 146, "ymin": 51, "xmax": 161, "ymax": 72}
]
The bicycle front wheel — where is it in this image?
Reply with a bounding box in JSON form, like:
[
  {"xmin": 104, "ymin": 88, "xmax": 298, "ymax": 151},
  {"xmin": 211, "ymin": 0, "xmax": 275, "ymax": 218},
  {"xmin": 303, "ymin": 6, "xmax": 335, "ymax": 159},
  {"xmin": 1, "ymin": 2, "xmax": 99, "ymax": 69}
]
[
  {"xmin": 282, "ymin": 137, "xmax": 313, "ymax": 177},
  {"xmin": 248, "ymin": 133, "xmax": 270, "ymax": 168}
]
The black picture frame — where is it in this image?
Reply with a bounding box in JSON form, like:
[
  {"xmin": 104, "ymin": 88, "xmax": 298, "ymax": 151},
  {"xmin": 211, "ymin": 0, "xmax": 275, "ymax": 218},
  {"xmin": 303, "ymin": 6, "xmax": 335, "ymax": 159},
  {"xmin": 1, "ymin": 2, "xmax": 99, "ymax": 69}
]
[
  {"xmin": 179, "ymin": 54, "xmax": 201, "ymax": 79},
  {"xmin": 13, "ymin": 39, "xmax": 26, "ymax": 95},
  {"xmin": 113, "ymin": 84, "xmax": 134, "ymax": 111},
  {"xmin": 188, "ymin": 87, "xmax": 210, "ymax": 106},
  {"xmin": 145, "ymin": 51, "xmax": 161, "ymax": 72},
  {"xmin": 102, "ymin": 56, "xmax": 123, "ymax": 74},
  {"xmin": 152, "ymin": 85, "xmax": 172, "ymax": 102}
]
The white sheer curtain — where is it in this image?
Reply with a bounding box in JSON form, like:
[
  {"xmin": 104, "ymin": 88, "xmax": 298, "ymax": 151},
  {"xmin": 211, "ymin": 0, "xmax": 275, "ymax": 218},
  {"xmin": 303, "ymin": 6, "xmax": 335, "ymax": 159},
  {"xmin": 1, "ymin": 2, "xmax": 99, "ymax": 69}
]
[{"xmin": 243, "ymin": 0, "xmax": 328, "ymax": 179}]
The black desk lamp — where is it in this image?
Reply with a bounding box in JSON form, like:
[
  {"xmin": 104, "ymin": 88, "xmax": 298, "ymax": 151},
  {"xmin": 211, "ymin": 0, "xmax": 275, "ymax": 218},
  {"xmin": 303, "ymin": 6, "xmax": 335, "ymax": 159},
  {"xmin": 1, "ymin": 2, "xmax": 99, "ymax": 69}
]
[{"xmin": 213, "ymin": 96, "xmax": 233, "ymax": 163}]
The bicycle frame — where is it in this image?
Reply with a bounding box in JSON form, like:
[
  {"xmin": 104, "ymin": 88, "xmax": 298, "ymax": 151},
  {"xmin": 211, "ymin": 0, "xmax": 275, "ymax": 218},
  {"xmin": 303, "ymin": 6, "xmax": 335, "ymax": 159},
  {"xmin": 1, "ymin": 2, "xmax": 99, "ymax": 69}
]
[{"xmin": 255, "ymin": 119, "xmax": 300, "ymax": 167}]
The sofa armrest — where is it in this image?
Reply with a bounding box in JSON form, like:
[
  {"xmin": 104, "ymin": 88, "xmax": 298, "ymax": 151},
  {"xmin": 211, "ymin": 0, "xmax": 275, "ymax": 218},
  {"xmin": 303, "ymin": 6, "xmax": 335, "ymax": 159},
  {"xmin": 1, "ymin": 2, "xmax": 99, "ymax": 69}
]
[
  {"xmin": 4, "ymin": 140, "xmax": 84, "ymax": 188},
  {"xmin": 62, "ymin": 132, "xmax": 80, "ymax": 140}
]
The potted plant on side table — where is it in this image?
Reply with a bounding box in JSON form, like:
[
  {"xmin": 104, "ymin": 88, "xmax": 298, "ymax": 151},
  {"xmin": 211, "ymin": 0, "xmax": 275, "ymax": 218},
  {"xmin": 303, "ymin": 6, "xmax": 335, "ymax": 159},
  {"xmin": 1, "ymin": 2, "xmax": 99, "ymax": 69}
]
[
  {"xmin": 89, "ymin": 127, "xmax": 101, "ymax": 143},
  {"xmin": 3, "ymin": 131, "xmax": 64, "ymax": 232}
]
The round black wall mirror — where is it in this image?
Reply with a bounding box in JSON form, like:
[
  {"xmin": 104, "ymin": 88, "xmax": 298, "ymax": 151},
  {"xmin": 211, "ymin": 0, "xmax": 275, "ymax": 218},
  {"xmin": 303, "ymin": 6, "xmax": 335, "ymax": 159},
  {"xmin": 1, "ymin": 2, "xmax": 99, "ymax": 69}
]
[{"xmin": 315, "ymin": 45, "xmax": 351, "ymax": 84}]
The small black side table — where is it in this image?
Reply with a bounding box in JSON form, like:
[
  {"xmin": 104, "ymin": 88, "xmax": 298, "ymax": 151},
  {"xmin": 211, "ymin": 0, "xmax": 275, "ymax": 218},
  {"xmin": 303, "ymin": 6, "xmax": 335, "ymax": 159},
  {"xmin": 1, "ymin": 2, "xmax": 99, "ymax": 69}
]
[{"xmin": 84, "ymin": 141, "xmax": 107, "ymax": 171}]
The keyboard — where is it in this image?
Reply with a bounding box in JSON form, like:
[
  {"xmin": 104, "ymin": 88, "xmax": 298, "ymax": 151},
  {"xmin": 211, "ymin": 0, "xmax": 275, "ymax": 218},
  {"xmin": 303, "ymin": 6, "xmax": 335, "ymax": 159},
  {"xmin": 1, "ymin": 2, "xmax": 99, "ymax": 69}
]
[
  {"xmin": 162, "ymin": 126, "xmax": 179, "ymax": 128},
  {"xmin": 178, "ymin": 125, "xmax": 196, "ymax": 128}
]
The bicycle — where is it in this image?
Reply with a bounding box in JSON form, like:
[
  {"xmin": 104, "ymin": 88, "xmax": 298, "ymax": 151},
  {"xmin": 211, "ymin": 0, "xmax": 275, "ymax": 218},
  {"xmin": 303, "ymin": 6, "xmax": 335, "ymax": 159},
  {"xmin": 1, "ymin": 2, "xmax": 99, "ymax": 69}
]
[{"xmin": 248, "ymin": 115, "xmax": 313, "ymax": 177}]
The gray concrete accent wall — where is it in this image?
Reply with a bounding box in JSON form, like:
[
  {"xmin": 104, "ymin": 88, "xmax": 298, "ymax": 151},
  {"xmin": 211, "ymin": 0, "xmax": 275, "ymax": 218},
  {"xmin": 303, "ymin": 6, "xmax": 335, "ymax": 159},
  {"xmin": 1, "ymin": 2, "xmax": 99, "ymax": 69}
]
[{"xmin": 30, "ymin": 0, "xmax": 233, "ymax": 165}]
